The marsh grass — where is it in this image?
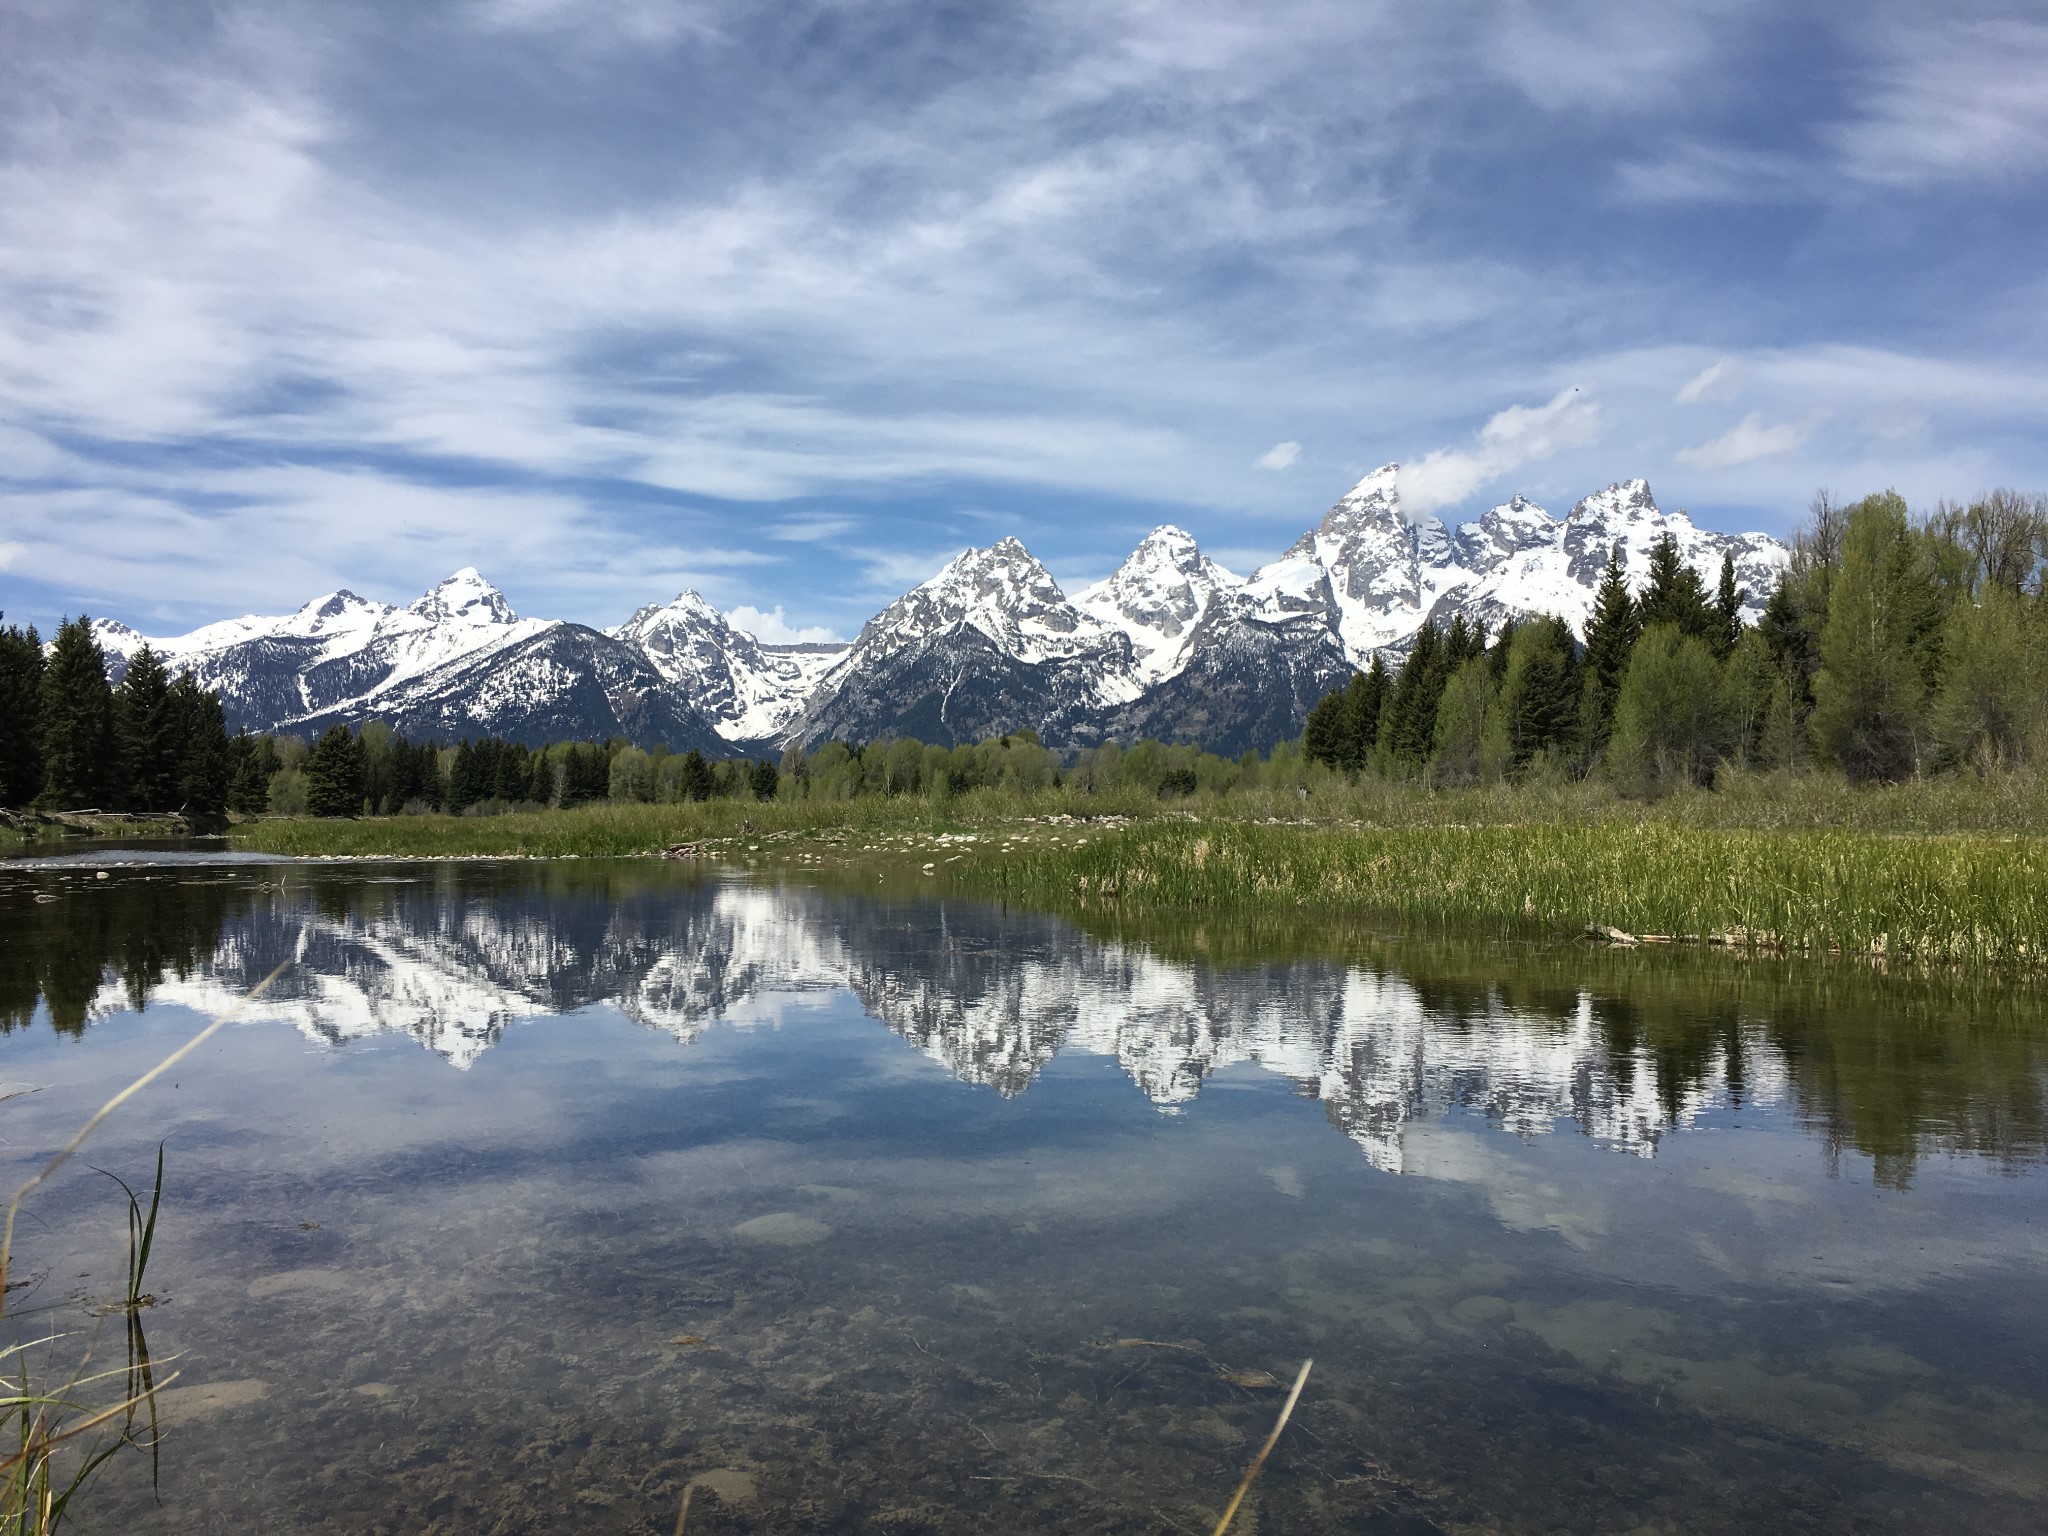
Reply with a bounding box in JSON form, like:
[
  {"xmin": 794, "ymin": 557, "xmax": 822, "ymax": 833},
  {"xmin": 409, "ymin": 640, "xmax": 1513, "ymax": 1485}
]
[{"xmin": 959, "ymin": 820, "xmax": 2048, "ymax": 965}]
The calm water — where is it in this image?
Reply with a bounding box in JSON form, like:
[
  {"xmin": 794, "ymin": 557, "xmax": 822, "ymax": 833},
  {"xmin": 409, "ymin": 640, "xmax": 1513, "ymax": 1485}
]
[{"xmin": 2, "ymin": 853, "xmax": 2046, "ymax": 1534}]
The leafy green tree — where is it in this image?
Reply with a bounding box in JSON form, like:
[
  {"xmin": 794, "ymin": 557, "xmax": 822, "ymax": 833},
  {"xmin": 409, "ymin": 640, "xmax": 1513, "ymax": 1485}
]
[
  {"xmin": 115, "ymin": 645, "xmax": 179, "ymax": 811},
  {"xmin": 609, "ymin": 745, "xmax": 656, "ymax": 802},
  {"xmin": 1810, "ymin": 491, "xmax": 1950, "ymax": 782},
  {"xmin": 1722, "ymin": 627, "xmax": 1782, "ymax": 769},
  {"xmin": 304, "ymin": 725, "xmax": 367, "ymax": 817},
  {"xmin": 0, "ymin": 616, "xmax": 44, "ymax": 809},
  {"xmin": 37, "ymin": 616, "xmax": 118, "ymax": 809},
  {"xmin": 1637, "ymin": 533, "xmax": 1716, "ymax": 640},
  {"xmin": 1577, "ymin": 545, "xmax": 1638, "ymax": 761},
  {"xmin": 1430, "ymin": 656, "xmax": 1501, "ymax": 786},
  {"xmin": 1607, "ymin": 624, "xmax": 1730, "ymax": 796},
  {"xmin": 1931, "ymin": 583, "xmax": 2045, "ymax": 771}
]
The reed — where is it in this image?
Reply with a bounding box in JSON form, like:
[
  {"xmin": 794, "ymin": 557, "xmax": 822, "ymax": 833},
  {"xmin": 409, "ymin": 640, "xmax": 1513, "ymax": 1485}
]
[{"xmin": 957, "ymin": 821, "xmax": 2048, "ymax": 966}]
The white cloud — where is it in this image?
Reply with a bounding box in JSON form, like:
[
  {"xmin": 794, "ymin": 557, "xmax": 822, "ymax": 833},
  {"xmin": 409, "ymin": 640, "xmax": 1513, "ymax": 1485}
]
[
  {"xmin": 1675, "ymin": 356, "xmax": 1737, "ymax": 404},
  {"xmin": 767, "ymin": 514, "xmax": 859, "ymax": 542},
  {"xmin": 1615, "ymin": 143, "xmax": 1807, "ymax": 206},
  {"xmin": 1833, "ymin": 21, "xmax": 2048, "ymax": 187},
  {"xmin": 1255, "ymin": 440, "xmax": 1301, "ymax": 471},
  {"xmin": 1675, "ymin": 412, "xmax": 1812, "ymax": 471},
  {"xmin": 0, "ymin": 541, "xmax": 26, "ymax": 572},
  {"xmin": 1398, "ymin": 388, "xmax": 1605, "ymax": 515},
  {"xmin": 723, "ymin": 605, "xmax": 841, "ymax": 645}
]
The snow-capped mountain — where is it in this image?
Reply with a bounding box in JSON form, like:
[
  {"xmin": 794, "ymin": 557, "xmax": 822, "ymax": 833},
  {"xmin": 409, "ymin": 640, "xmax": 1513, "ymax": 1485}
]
[
  {"xmin": 789, "ymin": 537, "xmax": 1143, "ymax": 748},
  {"xmin": 1074, "ymin": 526, "xmax": 1241, "ymax": 685},
  {"xmin": 608, "ymin": 590, "xmax": 843, "ymax": 746},
  {"xmin": 78, "ymin": 469, "xmax": 1787, "ymax": 754},
  {"xmin": 92, "ymin": 569, "xmax": 725, "ymax": 751}
]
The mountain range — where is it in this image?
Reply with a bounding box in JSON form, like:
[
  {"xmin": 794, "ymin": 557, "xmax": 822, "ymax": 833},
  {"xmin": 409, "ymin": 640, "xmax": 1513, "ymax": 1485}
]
[{"xmin": 87, "ymin": 466, "xmax": 1788, "ymax": 756}]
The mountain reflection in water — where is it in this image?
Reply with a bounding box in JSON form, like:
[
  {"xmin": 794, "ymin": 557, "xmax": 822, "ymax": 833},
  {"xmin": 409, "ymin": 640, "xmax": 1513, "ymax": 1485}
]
[{"xmin": 4, "ymin": 859, "xmax": 2043, "ymax": 1187}]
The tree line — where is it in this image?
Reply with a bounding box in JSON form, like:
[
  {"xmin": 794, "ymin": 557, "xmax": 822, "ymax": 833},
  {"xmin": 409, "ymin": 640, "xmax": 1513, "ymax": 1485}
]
[
  {"xmin": 0, "ymin": 617, "xmax": 243, "ymax": 817},
  {"xmin": 1303, "ymin": 488, "xmax": 2048, "ymax": 794}
]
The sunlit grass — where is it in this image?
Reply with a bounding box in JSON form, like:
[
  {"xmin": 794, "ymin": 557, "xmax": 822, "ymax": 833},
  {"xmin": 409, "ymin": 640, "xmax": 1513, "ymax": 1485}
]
[{"xmin": 956, "ymin": 820, "xmax": 2048, "ymax": 964}]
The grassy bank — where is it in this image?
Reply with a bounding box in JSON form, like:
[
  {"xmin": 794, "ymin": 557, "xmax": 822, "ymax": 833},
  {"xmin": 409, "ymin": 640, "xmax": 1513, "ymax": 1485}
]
[{"xmin": 220, "ymin": 773, "xmax": 2048, "ymax": 965}]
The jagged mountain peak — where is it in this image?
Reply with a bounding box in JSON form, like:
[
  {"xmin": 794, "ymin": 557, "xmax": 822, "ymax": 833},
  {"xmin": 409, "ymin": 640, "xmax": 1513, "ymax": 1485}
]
[
  {"xmin": 409, "ymin": 568, "xmax": 517, "ymax": 627},
  {"xmin": 1339, "ymin": 462, "xmax": 1403, "ymax": 509},
  {"xmin": 1077, "ymin": 525, "xmax": 1242, "ymax": 685},
  {"xmin": 1568, "ymin": 479, "xmax": 1662, "ymax": 524}
]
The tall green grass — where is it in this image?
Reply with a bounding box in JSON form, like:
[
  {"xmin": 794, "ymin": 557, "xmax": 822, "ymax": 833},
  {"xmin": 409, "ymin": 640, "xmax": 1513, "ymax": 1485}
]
[{"xmin": 959, "ymin": 820, "xmax": 2048, "ymax": 965}]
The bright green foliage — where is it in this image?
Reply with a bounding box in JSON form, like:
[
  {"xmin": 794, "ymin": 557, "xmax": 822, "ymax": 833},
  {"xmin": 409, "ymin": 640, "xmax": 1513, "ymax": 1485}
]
[
  {"xmin": 1607, "ymin": 624, "xmax": 1731, "ymax": 796},
  {"xmin": 1932, "ymin": 584, "xmax": 2045, "ymax": 772},
  {"xmin": 1637, "ymin": 533, "xmax": 1717, "ymax": 641},
  {"xmin": 1577, "ymin": 545, "xmax": 1638, "ymax": 760},
  {"xmin": 304, "ymin": 725, "xmax": 367, "ymax": 817},
  {"xmin": 1497, "ymin": 616, "xmax": 1579, "ymax": 772},
  {"xmin": 0, "ymin": 617, "xmax": 43, "ymax": 809},
  {"xmin": 1430, "ymin": 656, "xmax": 1501, "ymax": 786},
  {"xmin": 1811, "ymin": 491, "xmax": 1951, "ymax": 782},
  {"xmin": 36, "ymin": 617, "xmax": 118, "ymax": 809},
  {"xmin": 609, "ymin": 745, "xmax": 656, "ymax": 803},
  {"xmin": 1723, "ymin": 626, "xmax": 1782, "ymax": 769}
]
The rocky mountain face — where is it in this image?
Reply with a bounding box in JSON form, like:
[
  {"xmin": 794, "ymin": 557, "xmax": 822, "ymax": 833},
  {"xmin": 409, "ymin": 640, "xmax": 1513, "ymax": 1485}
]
[{"xmin": 89, "ymin": 470, "xmax": 1788, "ymax": 755}]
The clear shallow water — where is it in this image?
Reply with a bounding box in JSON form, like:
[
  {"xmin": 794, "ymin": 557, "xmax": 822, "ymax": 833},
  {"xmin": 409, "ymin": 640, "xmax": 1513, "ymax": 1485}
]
[{"xmin": 2, "ymin": 858, "xmax": 2046, "ymax": 1534}]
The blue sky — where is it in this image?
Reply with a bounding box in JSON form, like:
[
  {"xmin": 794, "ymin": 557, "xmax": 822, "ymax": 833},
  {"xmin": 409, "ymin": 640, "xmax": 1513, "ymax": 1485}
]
[{"xmin": 2, "ymin": 0, "xmax": 2046, "ymax": 641}]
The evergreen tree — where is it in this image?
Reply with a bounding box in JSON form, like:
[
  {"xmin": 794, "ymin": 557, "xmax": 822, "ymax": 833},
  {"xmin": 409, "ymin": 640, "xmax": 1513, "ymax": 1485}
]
[
  {"xmin": 1810, "ymin": 491, "xmax": 1948, "ymax": 782},
  {"xmin": 1498, "ymin": 617, "xmax": 1579, "ymax": 772},
  {"xmin": 1713, "ymin": 553, "xmax": 1742, "ymax": 659},
  {"xmin": 1637, "ymin": 533, "xmax": 1716, "ymax": 640},
  {"xmin": 678, "ymin": 748, "xmax": 715, "ymax": 803},
  {"xmin": 304, "ymin": 725, "xmax": 367, "ymax": 817},
  {"xmin": 1302, "ymin": 686, "xmax": 1346, "ymax": 768},
  {"xmin": 37, "ymin": 616, "xmax": 118, "ymax": 809},
  {"xmin": 116, "ymin": 645, "xmax": 180, "ymax": 812},
  {"xmin": 170, "ymin": 672, "xmax": 231, "ymax": 816},
  {"xmin": 226, "ymin": 732, "xmax": 277, "ymax": 815},
  {"xmin": 1380, "ymin": 621, "xmax": 1449, "ymax": 767},
  {"xmin": 1338, "ymin": 658, "xmax": 1388, "ymax": 772},
  {"xmin": 1577, "ymin": 545, "xmax": 1638, "ymax": 759},
  {"xmin": 0, "ymin": 617, "xmax": 44, "ymax": 809},
  {"xmin": 749, "ymin": 757, "xmax": 780, "ymax": 800}
]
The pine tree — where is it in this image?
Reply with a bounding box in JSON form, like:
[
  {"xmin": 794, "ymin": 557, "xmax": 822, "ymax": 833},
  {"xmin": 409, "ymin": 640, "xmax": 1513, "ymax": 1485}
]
[
  {"xmin": 304, "ymin": 725, "xmax": 366, "ymax": 817},
  {"xmin": 1499, "ymin": 617, "xmax": 1579, "ymax": 772},
  {"xmin": 1713, "ymin": 553, "xmax": 1742, "ymax": 659},
  {"xmin": 1638, "ymin": 533, "xmax": 1716, "ymax": 641},
  {"xmin": 171, "ymin": 673, "xmax": 231, "ymax": 816},
  {"xmin": 678, "ymin": 748, "xmax": 715, "ymax": 803},
  {"xmin": 116, "ymin": 645, "xmax": 180, "ymax": 812},
  {"xmin": 37, "ymin": 616, "xmax": 118, "ymax": 809},
  {"xmin": 1338, "ymin": 658, "xmax": 1388, "ymax": 772},
  {"xmin": 1578, "ymin": 544, "xmax": 1638, "ymax": 759},
  {"xmin": 0, "ymin": 616, "xmax": 44, "ymax": 809},
  {"xmin": 1380, "ymin": 621, "xmax": 1447, "ymax": 767},
  {"xmin": 226, "ymin": 732, "xmax": 275, "ymax": 815},
  {"xmin": 749, "ymin": 757, "xmax": 780, "ymax": 800},
  {"xmin": 1302, "ymin": 685, "xmax": 1346, "ymax": 768}
]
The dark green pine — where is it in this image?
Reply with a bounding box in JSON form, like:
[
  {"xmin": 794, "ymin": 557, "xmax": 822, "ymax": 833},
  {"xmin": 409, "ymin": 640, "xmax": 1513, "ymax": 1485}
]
[
  {"xmin": 0, "ymin": 616, "xmax": 45, "ymax": 809},
  {"xmin": 36, "ymin": 616, "xmax": 119, "ymax": 810}
]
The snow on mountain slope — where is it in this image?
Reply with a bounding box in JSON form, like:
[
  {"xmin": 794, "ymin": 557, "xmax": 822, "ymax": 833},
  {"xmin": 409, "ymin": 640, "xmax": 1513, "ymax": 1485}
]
[
  {"xmin": 608, "ymin": 591, "xmax": 842, "ymax": 745},
  {"xmin": 1073, "ymin": 526, "xmax": 1240, "ymax": 685}
]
